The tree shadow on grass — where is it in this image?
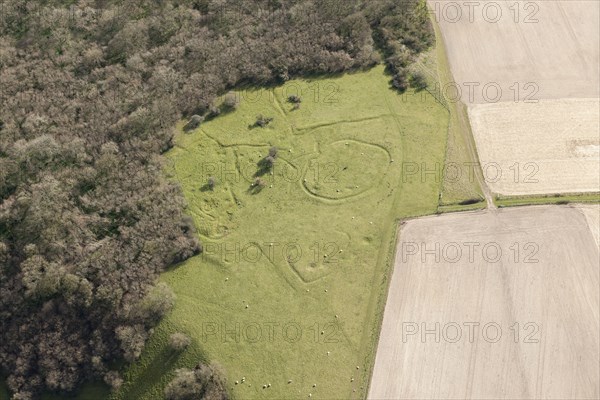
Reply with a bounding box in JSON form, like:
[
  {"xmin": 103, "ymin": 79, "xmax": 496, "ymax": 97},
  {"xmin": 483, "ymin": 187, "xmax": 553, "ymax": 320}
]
[
  {"xmin": 199, "ymin": 183, "xmax": 214, "ymax": 192},
  {"xmin": 254, "ymin": 157, "xmax": 273, "ymax": 178},
  {"xmin": 119, "ymin": 346, "xmax": 184, "ymax": 400},
  {"xmin": 247, "ymin": 181, "xmax": 265, "ymax": 195},
  {"xmin": 244, "ymin": 157, "xmax": 274, "ymax": 195}
]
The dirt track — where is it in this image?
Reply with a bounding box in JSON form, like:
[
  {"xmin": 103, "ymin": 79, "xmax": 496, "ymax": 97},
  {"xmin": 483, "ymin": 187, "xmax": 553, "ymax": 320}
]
[{"xmin": 369, "ymin": 206, "xmax": 599, "ymax": 399}]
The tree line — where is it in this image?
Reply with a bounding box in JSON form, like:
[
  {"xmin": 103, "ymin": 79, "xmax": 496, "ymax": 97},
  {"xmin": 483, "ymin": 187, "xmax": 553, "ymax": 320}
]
[{"xmin": 0, "ymin": 0, "xmax": 432, "ymax": 398}]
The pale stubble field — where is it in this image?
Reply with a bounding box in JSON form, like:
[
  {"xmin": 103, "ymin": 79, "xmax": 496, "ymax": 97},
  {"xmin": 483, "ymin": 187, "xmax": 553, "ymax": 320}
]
[
  {"xmin": 368, "ymin": 2, "xmax": 599, "ymax": 398},
  {"xmin": 430, "ymin": 0, "xmax": 599, "ymax": 197},
  {"xmin": 468, "ymin": 99, "xmax": 599, "ymax": 195}
]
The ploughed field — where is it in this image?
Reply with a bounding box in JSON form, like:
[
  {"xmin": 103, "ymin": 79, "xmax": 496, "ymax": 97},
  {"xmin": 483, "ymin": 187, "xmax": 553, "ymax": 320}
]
[
  {"xmin": 369, "ymin": 3, "xmax": 600, "ymax": 399},
  {"xmin": 370, "ymin": 205, "xmax": 600, "ymax": 399},
  {"xmin": 430, "ymin": 0, "xmax": 600, "ymax": 198}
]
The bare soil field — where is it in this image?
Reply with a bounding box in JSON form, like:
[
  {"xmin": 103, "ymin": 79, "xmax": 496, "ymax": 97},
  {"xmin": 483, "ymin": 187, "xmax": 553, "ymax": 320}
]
[
  {"xmin": 430, "ymin": 0, "xmax": 599, "ymax": 103},
  {"xmin": 429, "ymin": 0, "xmax": 600, "ymax": 197},
  {"xmin": 578, "ymin": 204, "xmax": 600, "ymax": 248},
  {"xmin": 468, "ymin": 99, "xmax": 600, "ymax": 195},
  {"xmin": 369, "ymin": 206, "xmax": 599, "ymax": 399}
]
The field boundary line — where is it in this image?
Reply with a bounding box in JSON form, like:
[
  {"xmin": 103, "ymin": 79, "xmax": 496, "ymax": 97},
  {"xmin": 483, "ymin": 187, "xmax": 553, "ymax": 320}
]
[{"xmin": 429, "ymin": 15, "xmax": 495, "ymax": 210}]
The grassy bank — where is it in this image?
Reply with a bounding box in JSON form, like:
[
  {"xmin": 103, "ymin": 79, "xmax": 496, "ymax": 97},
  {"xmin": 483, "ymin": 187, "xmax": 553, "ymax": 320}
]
[
  {"xmin": 112, "ymin": 65, "xmax": 449, "ymax": 400},
  {"xmin": 425, "ymin": 20, "xmax": 485, "ymax": 207},
  {"xmin": 495, "ymin": 192, "xmax": 600, "ymax": 208}
]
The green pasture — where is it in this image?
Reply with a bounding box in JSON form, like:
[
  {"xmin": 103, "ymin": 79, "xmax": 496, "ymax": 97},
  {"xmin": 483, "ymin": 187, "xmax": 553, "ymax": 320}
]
[{"xmin": 113, "ymin": 65, "xmax": 449, "ymax": 400}]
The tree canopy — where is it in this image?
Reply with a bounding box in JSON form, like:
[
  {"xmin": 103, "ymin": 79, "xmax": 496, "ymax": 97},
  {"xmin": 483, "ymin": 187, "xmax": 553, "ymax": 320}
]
[{"xmin": 0, "ymin": 0, "xmax": 432, "ymax": 398}]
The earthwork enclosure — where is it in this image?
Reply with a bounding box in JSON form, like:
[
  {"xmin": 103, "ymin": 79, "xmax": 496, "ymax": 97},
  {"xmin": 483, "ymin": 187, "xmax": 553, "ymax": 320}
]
[{"xmin": 117, "ymin": 66, "xmax": 452, "ymax": 400}]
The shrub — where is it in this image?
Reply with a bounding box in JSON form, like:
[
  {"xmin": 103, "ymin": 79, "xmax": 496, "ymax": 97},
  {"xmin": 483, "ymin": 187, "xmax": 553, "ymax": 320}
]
[
  {"xmin": 115, "ymin": 325, "xmax": 148, "ymax": 362},
  {"xmin": 164, "ymin": 369, "xmax": 202, "ymax": 400},
  {"xmin": 184, "ymin": 115, "xmax": 203, "ymax": 132},
  {"xmin": 207, "ymin": 105, "xmax": 221, "ymax": 120},
  {"xmin": 264, "ymin": 156, "xmax": 275, "ymax": 168},
  {"xmin": 410, "ymin": 71, "xmax": 428, "ymax": 90},
  {"xmin": 268, "ymin": 146, "xmax": 278, "ymax": 158},
  {"xmin": 273, "ymin": 65, "xmax": 290, "ymax": 83},
  {"xmin": 132, "ymin": 283, "xmax": 176, "ymax": 324},
  {"xmin": 164, "ymin": 363, "xmax": 228, "ymax": 400},
  {"xmin": 222, "ymin": 91, "xmax": 239, "ymax": 111},
  {"xmin": 103, "ymin": 371, "xmax": 123, "ymax": 392},
  {"xmin": 168, "ymin": 332, "xmax": 192, "ymax": 352},
  {"xmin": 392, "ymin": 71, "xmax": 409, "ymax": 92},
  {"xmin": 254, "ymin": 115, "xmax": 273, "ymax": 128},
  {"xmin": 253, "ymin": 177, "xmax": 265, "ymax": 187},
  {"xmin": 287, "ymin": 95, "xmax": 302, "ymax": 104}
]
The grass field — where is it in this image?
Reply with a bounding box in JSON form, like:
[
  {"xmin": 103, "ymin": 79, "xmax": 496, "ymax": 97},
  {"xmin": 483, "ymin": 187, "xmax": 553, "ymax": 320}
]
[
  {"xmin": 108, "ymin": 65, "xmax": 449, "ymax": 400},
  {"xmin": 495, "ymin": 192, "xmax": 600, "ymax": 208},
  {"xmin": 413, "ymin": 20, "xmax": 485, "ymax": 207}
]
